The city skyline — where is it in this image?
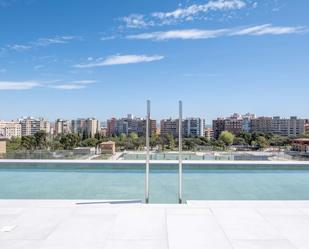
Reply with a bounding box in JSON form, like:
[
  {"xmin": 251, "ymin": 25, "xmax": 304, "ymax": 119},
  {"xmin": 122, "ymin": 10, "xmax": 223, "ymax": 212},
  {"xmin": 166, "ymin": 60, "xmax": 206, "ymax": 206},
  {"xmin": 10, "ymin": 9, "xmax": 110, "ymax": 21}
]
[{"xmin": 0, "ymin": 0, "xmax": 309, "ymax": 121}]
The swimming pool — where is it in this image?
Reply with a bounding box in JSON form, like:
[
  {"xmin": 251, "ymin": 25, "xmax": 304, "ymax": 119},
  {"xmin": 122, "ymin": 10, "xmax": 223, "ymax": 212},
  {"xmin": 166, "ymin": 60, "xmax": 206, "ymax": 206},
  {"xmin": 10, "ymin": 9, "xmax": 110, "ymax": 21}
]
[{"xmin": 1, "ymin": 161, "xmax": 309, "ymax": 203}]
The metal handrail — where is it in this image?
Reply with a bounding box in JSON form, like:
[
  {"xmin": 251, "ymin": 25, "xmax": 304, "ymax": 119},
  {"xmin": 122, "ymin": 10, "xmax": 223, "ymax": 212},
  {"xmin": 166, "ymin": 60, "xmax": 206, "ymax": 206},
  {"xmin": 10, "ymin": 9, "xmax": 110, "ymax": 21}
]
[
  {"xmin": 145, "ymin": 100, "xmax": 150, "ymax": 203},
  {"xmin": 178, "ymin": 100, "xmax": 183, "ymax": 204}
]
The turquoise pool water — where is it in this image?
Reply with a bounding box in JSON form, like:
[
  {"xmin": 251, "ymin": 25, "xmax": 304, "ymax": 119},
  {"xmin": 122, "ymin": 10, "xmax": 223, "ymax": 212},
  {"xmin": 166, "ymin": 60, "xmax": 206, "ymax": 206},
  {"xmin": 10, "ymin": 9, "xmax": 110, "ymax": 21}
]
[{"xmin": 1, "ymin": 163, "xmax": 309, "ymax": 203}]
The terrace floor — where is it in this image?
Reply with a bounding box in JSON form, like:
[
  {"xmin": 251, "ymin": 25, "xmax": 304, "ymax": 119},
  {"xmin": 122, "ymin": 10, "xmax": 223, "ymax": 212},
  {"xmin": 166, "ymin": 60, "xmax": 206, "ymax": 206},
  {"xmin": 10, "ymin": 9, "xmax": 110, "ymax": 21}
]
[{"xmin": 1, "ymin": 200, "xmax": 309, "ymax": 249}]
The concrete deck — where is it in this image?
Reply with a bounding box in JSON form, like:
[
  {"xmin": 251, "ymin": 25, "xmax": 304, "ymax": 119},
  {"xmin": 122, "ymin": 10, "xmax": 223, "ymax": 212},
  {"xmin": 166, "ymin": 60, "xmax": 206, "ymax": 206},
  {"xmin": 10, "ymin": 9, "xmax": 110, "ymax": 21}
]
[{"xmin": 1, "ymin": 200, "xmax": 309, "ymax": 249}]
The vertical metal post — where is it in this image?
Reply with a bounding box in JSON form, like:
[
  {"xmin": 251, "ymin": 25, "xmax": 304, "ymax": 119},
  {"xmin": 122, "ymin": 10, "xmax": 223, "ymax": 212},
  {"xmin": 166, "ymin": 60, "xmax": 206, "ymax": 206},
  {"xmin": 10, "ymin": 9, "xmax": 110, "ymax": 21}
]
[
  {"xmin": 178, "ymin": 100, "xmax": 183, "ymax": 204},
  {"xmin": 145, "ymin": 100, "xmax": 150, "ymax": 203}
]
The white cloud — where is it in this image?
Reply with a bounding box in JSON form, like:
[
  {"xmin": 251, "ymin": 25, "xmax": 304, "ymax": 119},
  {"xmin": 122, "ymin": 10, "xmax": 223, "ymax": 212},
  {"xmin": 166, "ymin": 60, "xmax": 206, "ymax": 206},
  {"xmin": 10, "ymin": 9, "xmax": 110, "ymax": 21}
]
[
  {"xmin": 127, "ymin": 24, "xmax": 307, "ymax": 40},
  {"xmin": 0, "ymin": 79, "xmax": 97, "ymax": 90},
  {"xmin": 0, "ymin": 81, "xmax": 40, "ymax": 90},
  {"xmin": 231, "ymin": 24, "xmax": 305, "ymax": 35},
  {"xmin": 50, "ymin": 84, "xmax": 86, "ymax": 90},
  {"xmin": 71, "ymin": 80, "xmax": 97, "ymax": 84},
  {"xmin": 49, "ymin": 79, "xmax": 98, "ymax": 90},
  {"xmin": 100, "ymin": 36, "xmax": 116, "ymax": 41},
  {"xmin": 74, "ymin": 54, "xmax": 164, "ymax": 68},
  {"xmin": 6, "ymin": 44, "xmax": 32, "ymax": 51},
  {"xmin": 121, "ymin": 0, "xmax": 247, "ymax": 28},
  {"xmin": 127, "ymin": 29, "xmax": 228, "ymax": 40},
  {"xmin": 121, "ymin": 14, "xmax": 153, "ymax": 29},
  {"xmin": 33, "ymin": 36, "xmax": 76, "ymax": 46},
  {"xmin": 152, "ymin": 0, "xmax": 246, "ymax": 22},
  {"xmin": 4, "ymin": 36, "xmax": 78, "ymax": 52}
]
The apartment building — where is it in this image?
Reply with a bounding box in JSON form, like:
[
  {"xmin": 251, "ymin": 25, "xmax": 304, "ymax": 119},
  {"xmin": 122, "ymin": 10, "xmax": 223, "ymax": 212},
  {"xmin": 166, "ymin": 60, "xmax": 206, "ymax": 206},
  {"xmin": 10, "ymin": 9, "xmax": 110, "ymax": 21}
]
[
  {"xmin": 107, "ymin": 118, "xmax": 117, "ymax": 136},
  {"xmin": 251, "ymin": 117, "xmax": 273, "ymax": 134},
  {"xmin": 71, "ymin": 118, "xmax": 99, "ymax": 137},
  {"xmin": 224, "ymin": 114, "xmax": 243, "ymax": 136},
  {"xmin": 161, "ymin": 118, "xmax": 204, "ymax": 138},
  {"xmin": 0, "ymin": 120, "xmax": 22, "ymax": 139},
  {"xmin": 183, "ymin": 118, "xmax": 204, "ymax": 137},
  {"xmin": 0, "ymin": 139, "xmax": 6, "ymax": 154},
  {"xmin": 85, "ymin": 118, "xmax": 99, "ymax": 137},
  {"xmin": 107, "ymin": 115, "xmax": 156, "ymax": 136},
  {"xmin": 242, "ymin": 113, "xmax": 256, "ymax": 133},
  {"xmin": 212, "ymin": 114, "xmax": 243, "ymax": 139},
  {"xmin": 71, "ymin": 119, "xmax": 86, "ymax": 134},
  {"xmin": 55, "ymin": 119, "xmax": 71, "ymax": 135},
  {"xmin": 305, "ymin": 119, "xmax": 309, "ymax": 133},
  {"xmin": 19, "ymin": 117, "xmax": 50, "ymax": 136},
  {"xmin": 160, "ymin": 118, "xmax": 178, "ymax": 137},
  {"xmin": 215, "ymin": 115, "xmax": 306, "ymax": 138},
  {"xmin": 204, "ymin": 128, "xmax": 214, "ymax": 140},
  {"xmin": 271, "ymin": 116, "xmax": 305, "ymax": 137},
  {"xmin": 212, "ymin": 118, "xmax": 225, "ymax": 139}
]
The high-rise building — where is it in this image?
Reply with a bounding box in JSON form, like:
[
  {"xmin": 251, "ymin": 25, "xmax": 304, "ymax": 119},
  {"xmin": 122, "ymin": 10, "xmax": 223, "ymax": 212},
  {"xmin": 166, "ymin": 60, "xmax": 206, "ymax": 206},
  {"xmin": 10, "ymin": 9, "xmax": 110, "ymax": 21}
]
[
  {"xmin": 71, "ymin": 118, "xmax": 99, "ymax": 137},
  {"xmin": 71, "ymin": 118, "xmax": 86, "ymax": 134},
  {"xmin": 107, "ymin": 115, "xmax": 157, "ymax": 136},
  {"xmin": 137, "ymin": 119, "xmax": 157, "ymax": 136},
  {"xmin": 250, "ymin": 116, "xmax": 305, "ymax": 137},
  {"xmin": 183, "ymin": 118, "xmax": 204, "ymax": 137},
  {"xmin": 212, "ymin": 118, "xmax": 226, "ymax": 139},
  {"xmin": 271, "ymin": 116, "xmax": 305, "ymax": 137},
  {"xmin": 224, "ymin": 114, "xmax": 243, "ymax": 136},
  {"xmin": 55, "ymin": 119, "xmax": 71, "ymax": 135},
  {"xmin": 251, "ymin": 117, "xmax": 273, "ymax": 134},
  {"xmin": 242, "ymin": 113, "xmax": 256, "ymax": 133},
  {"xmin": 0, "ymin": 139, "xmax": 6, "ymax": 155},
  {"xmin": 107, "ymin": 118, "xmax": 117, "ymax": 136},
  {"xmin": 19, "ymin": 117, "xmax": 50, "ymax": 136},
  {"xmin": 305, "ymin": 119, "xmax": 309, "ymax": 133},
  {"xmin": 0, "ymin": 121, "xmax": 22, "ymax": 139},
  {"xmin": 160, "ymin": 118, "xmax": 178, "ymax": 137},
  {"xmin": 213, "ymin": 114, "xmax": 243, "ymax": 139},
  {"xmin": 160, "ymin": 117, "xmax": 203, "ymax": 137},
  {"xmin": 85, "ymin": 118, "xmax": 99, "ymax": 137},
  {"xmin": 204, "ymin": 128, "xmax": 214, "ymax": 140}
]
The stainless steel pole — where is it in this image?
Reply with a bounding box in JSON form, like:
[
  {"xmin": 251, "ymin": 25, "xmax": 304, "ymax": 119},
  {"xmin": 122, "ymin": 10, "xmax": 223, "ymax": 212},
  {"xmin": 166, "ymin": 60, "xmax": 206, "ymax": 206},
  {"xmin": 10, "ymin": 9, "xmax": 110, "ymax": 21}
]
[
  {"xmin": 178, "ymin": 100, "xmax": 183, "ymax": 204},
  {"xmin": 145, "ymin": 100, "xmax": 150, "ymax": 203}
]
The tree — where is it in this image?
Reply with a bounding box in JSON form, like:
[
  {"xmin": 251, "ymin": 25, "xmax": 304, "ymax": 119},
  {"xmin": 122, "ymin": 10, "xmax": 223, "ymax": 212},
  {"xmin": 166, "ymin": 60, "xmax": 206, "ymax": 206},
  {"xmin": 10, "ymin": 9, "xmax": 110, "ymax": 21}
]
[
  {"xmin": 21, "ymin": 136, "xmax": 36, "ymax": 151},
  {"xmin": 269, "ymin": 135, "xmax": 291, "ymax": 147},
  {"xmin": 237, "ymin": 132, "xmax": 252, "ymax": 145},
  {"xmin": 233, "ymin": 137, "xmax": 247, "ymax": 146},
  {"xmin": 7, "ymin": 137, "xmax": 22, "ymax": 151},
  {"xmin": 34, "ymin": 131, "xmax": 47, "ymax": 150},
  {"xmin": 183, "ymin": 138, "xmax": 196, "ymax": 151},
  {"xmin": 164, "ymin": 133, "xmax": 175, "ymax": 150},
  {"xmin": 129, "ymin": 132, "xmax": 138, "ymax": 141},
  {"xmin": 150, "ymin": 134, "xmax": 159, "ymax": 149},
  {"xmin": 120, "ymin": 133, "xmax": 127, "ymax": 141},
  {"xmin": 81, "ymin": 138, "xmax": 98, "ymax": 147},
  {"xmin": 219, "ymin": 131, "xmax": 234, "ymax": 146},
  {"xmin": 49, "ymin": 140, "xmax": 64, "ymax": 151},
  {"xmin": 298, "ymin": 132, "xmax": 309, "ymax": 138},
  {"xmin": 60, "ymin": 133, "xmax": 81, "ymax": 150},
  {"xmin": 252, "ymin": 136, "xmax": 269, "ymax": 149}
]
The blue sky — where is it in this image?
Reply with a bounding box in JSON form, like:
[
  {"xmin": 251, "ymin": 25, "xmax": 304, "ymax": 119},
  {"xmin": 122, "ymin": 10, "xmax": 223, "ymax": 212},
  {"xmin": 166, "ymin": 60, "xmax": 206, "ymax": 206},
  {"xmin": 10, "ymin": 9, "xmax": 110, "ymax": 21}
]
[{"xmin": 0, "ymin": 0, "xmax": 308, "ymax": 123}]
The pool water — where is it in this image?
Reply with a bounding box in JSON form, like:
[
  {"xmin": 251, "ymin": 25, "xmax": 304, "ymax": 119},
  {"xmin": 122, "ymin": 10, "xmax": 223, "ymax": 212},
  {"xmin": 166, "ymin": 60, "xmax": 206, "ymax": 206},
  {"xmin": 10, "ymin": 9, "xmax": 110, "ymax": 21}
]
[{"xmin": 1, "ymin": 164, "xmax": 309, "ymax": 203}]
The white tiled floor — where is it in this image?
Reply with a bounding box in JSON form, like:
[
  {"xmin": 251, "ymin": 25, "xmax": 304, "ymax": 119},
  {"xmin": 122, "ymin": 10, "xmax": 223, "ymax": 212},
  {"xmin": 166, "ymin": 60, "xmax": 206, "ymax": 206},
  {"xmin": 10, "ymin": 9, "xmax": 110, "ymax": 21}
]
[{"xmin": 1, "ymin": 200, "xmax": 309, "ymax": 249}]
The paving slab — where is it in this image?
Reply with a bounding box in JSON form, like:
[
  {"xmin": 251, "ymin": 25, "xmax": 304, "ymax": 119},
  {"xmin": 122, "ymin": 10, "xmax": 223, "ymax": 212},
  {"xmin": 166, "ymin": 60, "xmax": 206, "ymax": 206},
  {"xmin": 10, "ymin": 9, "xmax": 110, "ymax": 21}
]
[{"xmin": 1, "ymin": 200, "xmax": 309, "ymax": 249}]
